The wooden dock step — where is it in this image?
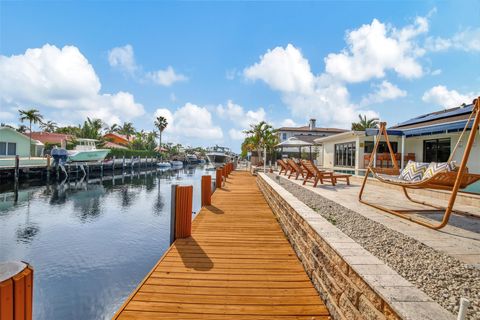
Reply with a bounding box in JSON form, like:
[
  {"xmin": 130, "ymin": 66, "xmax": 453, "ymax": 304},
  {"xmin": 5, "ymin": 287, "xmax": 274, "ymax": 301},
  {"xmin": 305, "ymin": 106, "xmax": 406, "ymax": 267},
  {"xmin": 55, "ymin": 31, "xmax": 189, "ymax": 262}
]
[{"xmin": 114, "ymin": 171, "xmax": 329, "ymax": 319}]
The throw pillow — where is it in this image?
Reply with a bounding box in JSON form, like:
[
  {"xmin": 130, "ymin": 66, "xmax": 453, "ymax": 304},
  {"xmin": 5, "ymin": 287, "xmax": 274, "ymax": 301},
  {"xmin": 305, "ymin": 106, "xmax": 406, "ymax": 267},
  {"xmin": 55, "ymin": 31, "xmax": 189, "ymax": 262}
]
[{"xmin": 399, "ymin": 160, "xmax": 429, "ymax": 182}]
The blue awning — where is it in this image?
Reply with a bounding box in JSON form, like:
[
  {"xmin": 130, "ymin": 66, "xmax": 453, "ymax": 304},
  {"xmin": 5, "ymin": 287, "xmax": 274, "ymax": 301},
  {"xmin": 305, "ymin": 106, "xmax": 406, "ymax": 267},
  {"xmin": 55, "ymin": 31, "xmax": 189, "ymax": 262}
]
[
  {"xmin": 365, "ymin": 128, "xmax": 404, "ymax": 136},
  {"xmin": 402, "ymin": 120, "xmax": 474, "ymax": 137},
  {"xmin": 365, "ymin": 120, "xmax": 476, "ymax": 138}
]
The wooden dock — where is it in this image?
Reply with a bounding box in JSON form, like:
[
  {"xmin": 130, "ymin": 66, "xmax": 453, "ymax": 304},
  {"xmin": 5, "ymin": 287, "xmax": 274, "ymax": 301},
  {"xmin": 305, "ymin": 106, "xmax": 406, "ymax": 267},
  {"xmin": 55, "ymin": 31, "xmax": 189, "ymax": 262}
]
[{"xmin": 114, "ymin": 171, "xmax": 329, "ymax": 319}]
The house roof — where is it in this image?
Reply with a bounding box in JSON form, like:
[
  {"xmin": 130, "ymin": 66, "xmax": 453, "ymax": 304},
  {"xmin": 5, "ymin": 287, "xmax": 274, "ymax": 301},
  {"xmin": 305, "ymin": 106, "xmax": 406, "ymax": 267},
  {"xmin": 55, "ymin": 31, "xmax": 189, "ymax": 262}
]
[
  {"xmin": 104, "ymin": 133, "xmax": 134, "ymax": 142},
  {"xmin": 313, "ymin": 131, "xmax": 365, "ymax": 144},
  {"xmin": 391, "ymin": 104, "xmax": 474, "ymax": 129},
  {"xmin": 30, "ymin": 132, "xmax": 73, "ymax": 144},
  {"xmin": 0, "ymin": 127, "xmax": 44, "ymax": 145},
  {"xmin": 277, "ymin": 126, "xmax": 347, "ymax": 133},
  {"xmin": 103, "ymin": 141, "xmax": 128, "ymax": 149}
]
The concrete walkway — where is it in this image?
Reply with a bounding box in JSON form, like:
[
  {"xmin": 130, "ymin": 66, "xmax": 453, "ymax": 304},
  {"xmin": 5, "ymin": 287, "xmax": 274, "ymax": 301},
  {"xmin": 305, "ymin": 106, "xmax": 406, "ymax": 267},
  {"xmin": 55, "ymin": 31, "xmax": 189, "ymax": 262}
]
[{"xmin": 275, "ymin": 173, "xmax": 480, "ymax": 266}]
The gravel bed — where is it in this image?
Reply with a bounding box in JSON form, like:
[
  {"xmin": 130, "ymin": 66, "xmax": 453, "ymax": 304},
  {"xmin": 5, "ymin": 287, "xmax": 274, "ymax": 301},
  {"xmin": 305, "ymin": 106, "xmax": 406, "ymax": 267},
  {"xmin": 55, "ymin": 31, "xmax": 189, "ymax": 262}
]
[{"xmin": 267, "ymin": 173, "xmax": 480, "ymax": 319}]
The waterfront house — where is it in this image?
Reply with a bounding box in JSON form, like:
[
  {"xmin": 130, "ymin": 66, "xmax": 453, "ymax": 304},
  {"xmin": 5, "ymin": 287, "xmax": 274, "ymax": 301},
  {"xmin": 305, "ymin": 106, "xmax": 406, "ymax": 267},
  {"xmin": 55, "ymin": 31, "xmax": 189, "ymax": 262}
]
[
  {"xmin": 30, "ymin": 132, "xmax": 73, "ymax": 148},
  {"xmin": 314, "ymin": 103, "xmax": 479, "ymax": 177},
  {"xmin": 276, "ymin": 119, "xmax": 346, "ymax": 159},
  {"xmin": 0, "ymin": 126, "xmax": 44, "ymax": 158}
]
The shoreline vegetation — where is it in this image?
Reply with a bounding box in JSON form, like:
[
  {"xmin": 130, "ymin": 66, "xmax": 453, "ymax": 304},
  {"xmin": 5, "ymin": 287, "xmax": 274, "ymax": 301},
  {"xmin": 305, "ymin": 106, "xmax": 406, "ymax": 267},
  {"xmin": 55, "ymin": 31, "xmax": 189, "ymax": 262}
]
[{"xmin": 2, "ymin": 109, "xmax": 210, "ymax": 160}]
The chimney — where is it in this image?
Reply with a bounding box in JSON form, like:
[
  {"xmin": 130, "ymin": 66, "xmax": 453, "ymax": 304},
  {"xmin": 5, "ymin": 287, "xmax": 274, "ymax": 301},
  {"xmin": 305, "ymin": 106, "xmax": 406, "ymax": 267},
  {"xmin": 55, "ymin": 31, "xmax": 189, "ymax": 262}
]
[{"xmin": 309, "ymin": 119, "xmax": 316, "ymax": 130}]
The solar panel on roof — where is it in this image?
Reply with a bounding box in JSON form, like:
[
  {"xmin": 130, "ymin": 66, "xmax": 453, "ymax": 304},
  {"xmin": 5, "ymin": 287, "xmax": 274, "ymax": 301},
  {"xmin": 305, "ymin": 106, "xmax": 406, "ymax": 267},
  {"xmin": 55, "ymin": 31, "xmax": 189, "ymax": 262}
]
[{"xmin": 395, "ymin": 104, "xmax": 473, "ymax": 127}]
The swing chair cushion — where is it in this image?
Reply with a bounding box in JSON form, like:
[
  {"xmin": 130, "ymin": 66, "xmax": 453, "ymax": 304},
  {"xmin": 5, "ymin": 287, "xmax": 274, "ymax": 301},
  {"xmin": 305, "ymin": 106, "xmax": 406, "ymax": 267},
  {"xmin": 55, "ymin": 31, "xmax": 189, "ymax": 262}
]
[
  {"xmin": 422, "ymin": 162, "xmax": 454, "ymax": 180},
  {"xmin": 399, "ymin": 160, "xmax": 429, "ymax": 182}
]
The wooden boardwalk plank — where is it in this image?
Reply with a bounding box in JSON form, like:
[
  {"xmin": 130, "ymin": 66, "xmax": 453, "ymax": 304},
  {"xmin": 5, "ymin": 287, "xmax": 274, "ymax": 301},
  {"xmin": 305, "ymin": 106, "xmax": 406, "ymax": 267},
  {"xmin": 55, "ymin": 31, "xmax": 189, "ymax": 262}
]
[{"xmin": 114, "ymin": 171, "xmax": 329, "ymax": 319}]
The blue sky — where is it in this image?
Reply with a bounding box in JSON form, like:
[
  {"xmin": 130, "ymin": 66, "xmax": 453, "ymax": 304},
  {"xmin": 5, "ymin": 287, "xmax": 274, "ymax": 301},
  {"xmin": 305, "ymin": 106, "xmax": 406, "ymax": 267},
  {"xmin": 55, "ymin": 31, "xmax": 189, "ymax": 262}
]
[{"xmin": 1, "ymin": 1, "xmax": 479, "ymax": 152}]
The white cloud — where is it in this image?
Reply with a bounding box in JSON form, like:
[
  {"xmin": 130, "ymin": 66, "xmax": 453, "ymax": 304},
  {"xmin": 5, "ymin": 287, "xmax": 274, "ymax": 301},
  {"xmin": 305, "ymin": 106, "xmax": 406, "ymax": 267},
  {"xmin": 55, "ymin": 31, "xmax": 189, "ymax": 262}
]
[
  {"xmin": 426, "ymin": 28, "xmax": 480, "ymax": 53},
  {"xmin": 108, "ymin": 44, "xmax": 188, "ymax": 87},
  {"xmin": 147, "ymin": 66, "xmax": 188, "ymax": 87},
  {"xmin": 108, "ymin": 44, "xmax": 137, "ymax": 74},
  {"xmin": 431, "ymin": 69, "xmax": 442, "ymax": 76},
  {"xmin": 360, "ymin": 80, "xmax": 407, "ymax": 106},
  {"xmin": 324, "ymin": 17, "xmax": 428, "ymax": 83},
  {"xmin": 243, "ymin": 44, "xmax": 377, "ymax": 128},
  {"xmin": 155, "ymin": 103, "xmax": 223, "ymax": 140},
  {"xmin": 422, "ymin": 86, "xmax": 476, "ymax": 109},
  {"xmin": 216, "ymin": 100, "xmax": 266, "ymax": 129},
  {"xmin": 0, "ymin": 111, "xmax": 15, "ymax": 121},
  {"xmin": 279, "ymin": 118, "xmax": 297, "ymax": 127},
  {"xmin": 225, "ymin": 68, "xmax": 237, "ymax": 80},
  {"xmin": 228, "ymin": 128, "xmax": 246, "ymax": 140},
  {"xmin": 244, "ymin": 44, "xmax": 314, "ymax": 94},
  {"xmin": 0, "ymin": 44, "xmax": 145, "ymax": 125}
]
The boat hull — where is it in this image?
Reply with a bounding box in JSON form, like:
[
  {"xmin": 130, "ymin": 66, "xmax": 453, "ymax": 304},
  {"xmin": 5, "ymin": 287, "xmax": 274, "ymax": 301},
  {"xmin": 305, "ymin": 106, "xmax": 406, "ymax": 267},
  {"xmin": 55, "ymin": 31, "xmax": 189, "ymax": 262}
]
[
  {"xmin": 206, "ymin": 154, "xmax": 230, "ymax": 166},
  {"xmin": 68, "ymin": 149, "xmax": 110, "ymax": 162}
]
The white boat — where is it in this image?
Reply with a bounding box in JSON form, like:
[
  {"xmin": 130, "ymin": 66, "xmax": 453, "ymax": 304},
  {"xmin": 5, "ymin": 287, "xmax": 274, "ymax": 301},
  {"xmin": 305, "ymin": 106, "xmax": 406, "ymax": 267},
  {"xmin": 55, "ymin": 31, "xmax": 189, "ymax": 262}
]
[
  {"xmin": 170, "ymin": 160, "xmax": 183, "ymax": 168},
  {"xmin": 206, "ymin": 146, "xmax": 232, "ymax": 166},
  {"xmin": 157, "ymin": 162, "xmax": 172, "ymax": 169},
  {"xmin": 68, "ymin": 139, "xmax": 109, "ymax": 162},
  {"xmin": 185, "ymin": 154, "xmax": 200, "ymax": 164}
]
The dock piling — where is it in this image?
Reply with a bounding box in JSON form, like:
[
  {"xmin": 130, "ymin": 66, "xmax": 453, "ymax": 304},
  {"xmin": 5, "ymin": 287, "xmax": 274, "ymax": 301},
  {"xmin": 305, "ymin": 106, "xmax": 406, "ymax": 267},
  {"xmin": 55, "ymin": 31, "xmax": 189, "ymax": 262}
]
[
  {"xmin": 216, "ymin": 168, "xmax": 223, "ymax": 189},
  {"xmin": 14, "ymin": 155, "xmax": 19, "ymax": 183},
  {"xmin": 201, "ymin": 175, "xmax": 212, "ymax": 206},
  {"xmin": 0, "ymin": 262, "xmax": 34, "ymax": 320},
  {"xmin": 174, "ymin": 185, "xmax": 193, "ymax": 239}
]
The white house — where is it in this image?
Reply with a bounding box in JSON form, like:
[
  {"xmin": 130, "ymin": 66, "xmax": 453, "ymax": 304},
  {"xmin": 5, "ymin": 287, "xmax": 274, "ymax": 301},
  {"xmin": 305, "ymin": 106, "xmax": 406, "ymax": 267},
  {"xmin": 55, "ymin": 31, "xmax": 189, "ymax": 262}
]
[
  {"xmin": 314, "ymin": 104, "xmax": 479, "ymax": 181},
  {"xmin": 276, "ymin": 119, "xmax": 346, "ymax": 158}
]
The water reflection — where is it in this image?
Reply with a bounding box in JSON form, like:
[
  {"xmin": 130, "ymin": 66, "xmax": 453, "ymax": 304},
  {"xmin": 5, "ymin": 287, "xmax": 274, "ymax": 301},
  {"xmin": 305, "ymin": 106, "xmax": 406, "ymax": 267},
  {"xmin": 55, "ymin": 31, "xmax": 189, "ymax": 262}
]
[{"xmin": 0, "ymin": 167, "xmax": 211, "ymax": 320}]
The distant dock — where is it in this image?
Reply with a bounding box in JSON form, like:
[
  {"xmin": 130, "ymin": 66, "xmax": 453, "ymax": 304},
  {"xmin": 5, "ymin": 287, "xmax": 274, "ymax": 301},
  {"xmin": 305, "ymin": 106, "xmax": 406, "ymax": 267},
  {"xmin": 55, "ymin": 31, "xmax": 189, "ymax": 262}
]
[
  {"xmin": 114, "ymin": 171, "xmax": 329, "ymax": 319},
  {"xmin": 0, "ymin": 156, "xmax": 159, "ymax": 183}
]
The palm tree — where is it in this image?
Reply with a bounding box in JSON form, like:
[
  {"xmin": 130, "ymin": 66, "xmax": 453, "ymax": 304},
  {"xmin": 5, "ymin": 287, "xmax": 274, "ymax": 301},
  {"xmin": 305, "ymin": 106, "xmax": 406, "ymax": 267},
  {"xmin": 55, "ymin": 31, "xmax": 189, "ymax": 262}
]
[
  {"xmin": 243, "ymin": 121, "xmax": 277, "ymax": 160},
  {"xmin": 154, "ymin": 116, "xmax": 168, "ymax": 157},
  {"xmin": 351, "ymin": 114, "xmax": 379, "ymax": 131},
  {"xmin": 19, "ymin": 108, "xmax": 43, "ymax": 158},
  {"xmin": 104, "ymin": 123, "xmax": 119, "ymax": 134},
  {"xmin": 40, "ymin": 120, "xmax": 57, "ymax": 133},
  {"xmin": 118, "ymin": 122, "xmax": 136, "ymax": 140},
  {"xmin": 80, "ymin": 118, "xmax": 103, "ymax": 139}
]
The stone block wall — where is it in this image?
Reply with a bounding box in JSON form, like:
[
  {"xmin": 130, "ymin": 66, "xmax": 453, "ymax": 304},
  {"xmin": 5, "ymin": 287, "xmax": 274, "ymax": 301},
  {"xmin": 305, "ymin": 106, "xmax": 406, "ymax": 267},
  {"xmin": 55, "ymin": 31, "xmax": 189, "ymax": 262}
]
[{"xmin": 257, "ymin": 174, "xmax": 454, "ymax": 320}]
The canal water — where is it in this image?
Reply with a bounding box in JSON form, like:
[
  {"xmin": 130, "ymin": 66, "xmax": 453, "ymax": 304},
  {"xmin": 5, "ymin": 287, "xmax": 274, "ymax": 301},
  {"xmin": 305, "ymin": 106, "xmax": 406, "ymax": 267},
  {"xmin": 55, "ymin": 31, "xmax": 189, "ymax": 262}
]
[{"xmin": 0, "ymin": 166, "xmax": 213, "ymax": 320}]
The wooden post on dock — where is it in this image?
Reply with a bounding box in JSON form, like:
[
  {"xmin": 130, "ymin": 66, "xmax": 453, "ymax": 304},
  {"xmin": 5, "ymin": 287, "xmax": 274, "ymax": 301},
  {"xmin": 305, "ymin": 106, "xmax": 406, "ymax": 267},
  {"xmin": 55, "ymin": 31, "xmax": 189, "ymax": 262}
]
[
  {"xmin": 112, "ymin": 156, "xmax": 116, "ymax": 171},
  {"xmin": 222, "ymin": 166, "xmax": 227, "ymax": 183},
  {"xmin": 0, "ymin": 262, "xmax": 34, "ymax": 320},
  {"xmin": 14, "ymin": 155, "xmax": 19, "ymax": 183},
  {"xmin": 122, "ymin": 156, "xmax": 125, "ymax": 171},
  {"xmin": 216, "ymin": 168, "xmax": 223, "ymax": 189},
  {"xmin": 201, "ymin": 175, "xmax": 212, "ymax": 206},
  {"xmin": 175, "ymin": 185, "xmax": 193, "ymax": 239},
  {"xmin": 131, "ymin": 156, "xmax": 134, "ymax": 171}
]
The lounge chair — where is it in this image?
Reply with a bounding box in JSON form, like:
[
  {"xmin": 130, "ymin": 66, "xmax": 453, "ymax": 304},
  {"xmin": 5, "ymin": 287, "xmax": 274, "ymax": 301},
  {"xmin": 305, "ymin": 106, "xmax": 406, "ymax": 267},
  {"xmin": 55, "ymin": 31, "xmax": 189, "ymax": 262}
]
[
  {"xmin": 277, "ymin": 159, "xmax": 290, "ymax": 176},
  {"xmin": 301, "ymin": 160, "xmax": 335, "ymax": 186},
  {"xmin": 301, "ymin": 160, "xmax": 351, "ymax": 187},
  {"xmin": 286, "ymin": 159, "xmax": 304, "ymax": 180}
]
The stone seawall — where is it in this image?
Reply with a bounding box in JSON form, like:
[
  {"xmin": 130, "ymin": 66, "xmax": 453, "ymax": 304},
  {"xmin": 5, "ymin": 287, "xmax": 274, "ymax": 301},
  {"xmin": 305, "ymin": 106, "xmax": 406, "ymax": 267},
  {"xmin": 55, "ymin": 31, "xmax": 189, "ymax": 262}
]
[{"xmin": 257, "ymin": 173, "xmax": 454, "ymax": 320}]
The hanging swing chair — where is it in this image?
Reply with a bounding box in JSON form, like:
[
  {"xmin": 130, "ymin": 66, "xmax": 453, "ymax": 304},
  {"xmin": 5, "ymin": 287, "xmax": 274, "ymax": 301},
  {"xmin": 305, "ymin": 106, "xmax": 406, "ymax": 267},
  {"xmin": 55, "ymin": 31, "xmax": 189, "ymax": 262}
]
[{"xmin": 359, "ymin": 97, "xmax": 480, "ymax": 230}]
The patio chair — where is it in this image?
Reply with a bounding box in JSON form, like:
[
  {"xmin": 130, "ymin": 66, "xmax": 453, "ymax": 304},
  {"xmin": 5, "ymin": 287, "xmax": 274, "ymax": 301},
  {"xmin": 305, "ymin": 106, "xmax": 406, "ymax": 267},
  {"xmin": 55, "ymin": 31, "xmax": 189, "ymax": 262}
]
[
  {"xmin": 286, "ymin": 159, "xmax": 304, "ymax": 180},
  {"xmin": 359, "ymin": 97, "xmax": 480, "ymax": 230},
  {"xmin": 300, "ymin": 160, "xmax": 335, "ymax": 186},
  {"xmin": 277, "ymin": 159, "xmax": 290, "ymax": 176}
]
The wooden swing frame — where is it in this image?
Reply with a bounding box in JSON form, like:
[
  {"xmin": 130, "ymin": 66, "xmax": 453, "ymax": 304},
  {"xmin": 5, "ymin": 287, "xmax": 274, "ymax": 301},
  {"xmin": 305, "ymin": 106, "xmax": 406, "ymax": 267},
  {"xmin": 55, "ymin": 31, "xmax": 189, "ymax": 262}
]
[{"xmin": 359, "ymin": 97, "xmax": 480, "ymax": 229}]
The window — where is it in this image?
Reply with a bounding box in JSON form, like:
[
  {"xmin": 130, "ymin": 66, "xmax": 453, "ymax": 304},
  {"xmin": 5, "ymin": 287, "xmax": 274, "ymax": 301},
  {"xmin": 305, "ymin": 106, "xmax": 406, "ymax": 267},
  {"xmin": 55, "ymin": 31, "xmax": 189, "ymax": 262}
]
[
  {"xmin": 334, "ymin": 142, "xmax": 356, "ymax": 167},
  {"xmin": 364, "ymin": 141, "xmax": 398, "ymax": 153},
  {"xmin": 423, "ymin": 138, "xmax": 450, "ymax": 162},
  {"xmin": 7, "ymin": 143, "xmax": 16, "ymax": 155},
  {"xmin": 0, "ymin": 142, "xmax": 16, "ymax": 156},
  {"xmin": 282, "ymin": 133, "xmax": 287, "ymax": 140}
]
